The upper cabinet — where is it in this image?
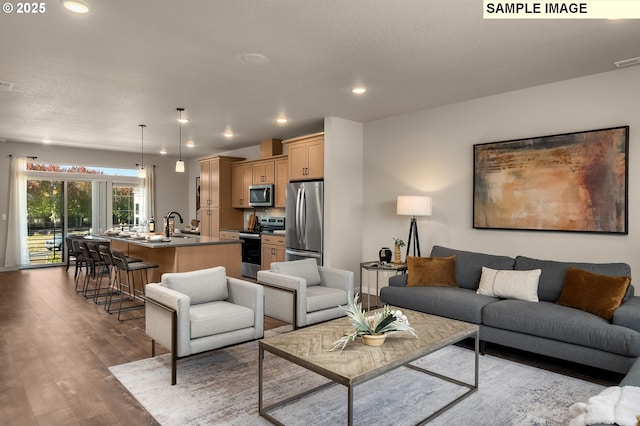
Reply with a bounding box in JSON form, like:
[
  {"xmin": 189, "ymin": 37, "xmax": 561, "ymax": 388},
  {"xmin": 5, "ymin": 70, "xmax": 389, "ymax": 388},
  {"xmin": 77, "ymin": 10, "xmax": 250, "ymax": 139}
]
[
  {"xmin": 252, "ymin": 159, "xmax": 275, "ymax": 184},
  {"xmin": 231, "ymin": 155, "xmax": 288, "ymax": 208},
  {"xmin": 283, "ymin": 132, "xmax": 324, "ymax": 181},
  {"xmin": 199, "ymin": 156, "xmax": 245, "ymax": 237},
  {"xmin": 231, "ymin": 163, "xmax": 253, "ymax": 208}
]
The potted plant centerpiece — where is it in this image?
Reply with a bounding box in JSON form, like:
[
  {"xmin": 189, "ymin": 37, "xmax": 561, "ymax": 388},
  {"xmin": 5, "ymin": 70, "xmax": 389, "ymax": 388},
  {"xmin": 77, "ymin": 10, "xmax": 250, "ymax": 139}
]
[
  {"xmin": 331, "ymin": 293, "xmax": 417, "ymax": 350},
  {"xmin": 392, "ymin": 237, "xmax": 405, "ymax": 264}
]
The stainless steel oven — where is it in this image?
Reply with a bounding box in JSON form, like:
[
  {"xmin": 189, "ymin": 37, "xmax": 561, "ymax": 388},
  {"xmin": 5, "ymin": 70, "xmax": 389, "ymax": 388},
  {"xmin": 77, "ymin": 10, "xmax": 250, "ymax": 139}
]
[
  {"xmin": 239, "ymin": 231, "xmax": 261, "ymax": 280},
  {"xmin": 239, "ymin": 216, "xmax": 285, "ymax": 280}
]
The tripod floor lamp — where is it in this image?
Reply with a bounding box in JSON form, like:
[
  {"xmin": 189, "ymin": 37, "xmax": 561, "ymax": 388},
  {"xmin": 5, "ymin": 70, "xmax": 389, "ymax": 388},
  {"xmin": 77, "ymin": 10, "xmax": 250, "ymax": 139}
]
[{"xmin": 397, "ymin": 196, "xmax": 432, "ymax": 258}]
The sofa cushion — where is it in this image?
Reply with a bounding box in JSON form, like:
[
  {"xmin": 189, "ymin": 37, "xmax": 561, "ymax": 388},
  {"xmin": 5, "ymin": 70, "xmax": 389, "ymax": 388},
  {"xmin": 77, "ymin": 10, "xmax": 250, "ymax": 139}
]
[
  {"xmin": 162, "ymin": 266, "xmax": 228, "ymax": 304},
  {"xmin": 477, "ymin": 267, "xmax": 541, "ymax": 302},
  {"xmin": 190, "ymin": 301, "xmax": 254, "ymax": 339},
  {"xmin": 406, "ymin": 255, "xmax": 457, "ymax": 287},
  {"xmin": 557, "ymin": 267, "xmax": 631, "ymax": 321},
  {"xmin": 431, "ymin": 246, "xmax": 515, "ymax": 290},
  {"xmin": 380, "ymin": 286, "xmax": 499, "ymax": 324},
  {"xmin": 514, "ymin": 256, "xmax": 632, "ymax": 303},
  {"xmin": 271, "ymin": 258, "xmax": 322, "ymax": 286},
  {"xmin": 482, "ymin": 299, "xmax": 640, "ymax": 357},
  {"xmin": 306, "ymin": 286, "xmax": 348, "ymax": 313}
]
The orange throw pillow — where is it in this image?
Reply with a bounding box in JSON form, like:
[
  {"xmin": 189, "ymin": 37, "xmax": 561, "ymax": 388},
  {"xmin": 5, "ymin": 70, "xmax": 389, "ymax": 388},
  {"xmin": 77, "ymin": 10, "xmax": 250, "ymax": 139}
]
[
  {"xmin": 556, "ymin": 267, "xmax": 631, "ymax": 321},
  {"xmin": 406, "ymin": 255, "xmax": 457, "ymax": 287}
]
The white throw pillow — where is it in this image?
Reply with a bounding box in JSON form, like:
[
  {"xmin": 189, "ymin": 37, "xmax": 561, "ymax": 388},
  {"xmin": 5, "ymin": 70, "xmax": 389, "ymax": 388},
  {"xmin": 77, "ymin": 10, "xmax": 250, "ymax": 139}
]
[
  {"xmin": 476, "ymin": 267, "xmax": 541, "ymax": 302},
  {"xmin": 271, "ymin": 258, "xmax": 322, "ymax": 286}
]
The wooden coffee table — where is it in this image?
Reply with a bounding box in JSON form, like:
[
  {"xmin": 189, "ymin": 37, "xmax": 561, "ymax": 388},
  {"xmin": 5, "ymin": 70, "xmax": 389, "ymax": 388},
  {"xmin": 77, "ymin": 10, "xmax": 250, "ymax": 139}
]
[{"xmin": 258, "ymin": 308, "xmax": 479, "ymax": 425}]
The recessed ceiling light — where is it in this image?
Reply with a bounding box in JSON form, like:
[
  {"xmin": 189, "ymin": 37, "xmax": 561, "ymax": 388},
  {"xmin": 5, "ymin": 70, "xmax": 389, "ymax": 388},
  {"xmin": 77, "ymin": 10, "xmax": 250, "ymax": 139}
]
[
  {"xmin": 224, "ymin": 131, "xmax": 234, "ymax": 138},
  {"xmin": 276, "ymin": 116, "xmax": 288, "ymax": 124},
  {"xmin": 160, "ymin": 149, "xmax": 167, "ymax": 155},
  {"xmin": 177, "ymin": 117, "xmax": 189, "ymax": 123},
  {"xmin": 61, "ymin": 0, "xmax": 91, "ymax": 13},
  {"xmin": 239, "ymin": 53, "xmax": 270, "ymax": 65},
  {"xmin": 186, "ymin": 141, "xmax": 195, "ymax": 148},
  {"xmin": 352, "ymin": 86, "xmax": 367, "ymax": 95},
  {"xmin": 42, "ymin": 139, "xmax": 52, "ymax": 144}
]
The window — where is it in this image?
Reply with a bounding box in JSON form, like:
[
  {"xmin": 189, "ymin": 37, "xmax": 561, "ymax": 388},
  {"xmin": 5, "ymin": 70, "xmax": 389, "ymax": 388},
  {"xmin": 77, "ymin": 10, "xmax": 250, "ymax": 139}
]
[{"xmin": 23, "ymin": 162, "xmax": 145, "ymax": 266}]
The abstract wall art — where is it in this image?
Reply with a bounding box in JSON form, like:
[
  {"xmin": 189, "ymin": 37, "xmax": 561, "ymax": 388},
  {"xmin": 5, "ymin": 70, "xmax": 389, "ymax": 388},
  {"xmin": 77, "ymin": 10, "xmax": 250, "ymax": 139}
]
[{"xmin": 473, "ymin": 126, "xmax": 628, "ymax": 234}]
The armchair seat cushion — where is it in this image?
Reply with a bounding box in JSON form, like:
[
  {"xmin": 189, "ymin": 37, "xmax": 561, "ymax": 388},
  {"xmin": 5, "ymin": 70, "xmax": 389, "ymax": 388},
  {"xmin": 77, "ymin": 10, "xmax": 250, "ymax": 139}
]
[
  {"xmin": 306, "ymin": 286, "xmax": 348, "ymax": 313},
  {"xmin": 190, "ymin": 301, "xmax": 255, "ymax": 339}
]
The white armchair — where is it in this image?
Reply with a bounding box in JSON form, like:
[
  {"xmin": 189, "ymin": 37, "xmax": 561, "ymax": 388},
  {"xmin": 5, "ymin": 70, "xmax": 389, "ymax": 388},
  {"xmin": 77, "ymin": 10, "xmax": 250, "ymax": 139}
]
[
  {"xmin": 145, "ymin": 266, "xmax": 264, "ymax": 384},
  {"xmin": 257, "ymin": 258, "xmax": 354, "ymax": 329}
]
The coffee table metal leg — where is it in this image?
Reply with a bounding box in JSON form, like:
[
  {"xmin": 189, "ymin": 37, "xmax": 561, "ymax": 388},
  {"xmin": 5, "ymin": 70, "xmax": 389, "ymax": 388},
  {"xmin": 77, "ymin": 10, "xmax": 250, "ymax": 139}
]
[{"xmin": 348, "ymin": 385, "xmax": 353, "ymax": 426}]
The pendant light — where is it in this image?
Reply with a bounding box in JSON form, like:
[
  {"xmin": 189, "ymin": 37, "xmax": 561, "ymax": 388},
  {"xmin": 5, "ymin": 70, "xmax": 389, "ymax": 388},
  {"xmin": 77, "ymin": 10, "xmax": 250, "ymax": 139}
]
[
  {"xmin": 175, "ymin": 107, "xmax": 185, "ymax": 173},
  {"xmin": 137, "ymin": 124, "xmax": 147, "ymax": 179}
]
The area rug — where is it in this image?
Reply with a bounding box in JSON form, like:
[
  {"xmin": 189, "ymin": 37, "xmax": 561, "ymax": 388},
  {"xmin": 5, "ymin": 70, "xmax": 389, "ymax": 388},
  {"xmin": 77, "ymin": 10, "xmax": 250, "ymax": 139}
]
[{"xmin": 109, "ymin": 331, "xmax": 604, "ymax": 425}]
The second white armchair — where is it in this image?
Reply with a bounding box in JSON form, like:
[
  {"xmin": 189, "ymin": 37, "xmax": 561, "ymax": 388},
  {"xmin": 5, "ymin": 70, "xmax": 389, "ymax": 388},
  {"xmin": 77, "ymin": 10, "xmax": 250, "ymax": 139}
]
[{"xmin": 257, "ymin": 258, "xmax": 354, "ymax": 329}]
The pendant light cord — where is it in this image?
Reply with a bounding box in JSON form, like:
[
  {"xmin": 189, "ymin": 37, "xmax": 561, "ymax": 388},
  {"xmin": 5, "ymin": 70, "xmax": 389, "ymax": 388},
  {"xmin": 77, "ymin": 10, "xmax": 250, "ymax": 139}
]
[
  {"xmin": 177, "ymin": 107, "xmax": 184, "ymax": 161},
  {"xmin": 139, "ymin": 124, "xmax": 146, "ymax": 168}
]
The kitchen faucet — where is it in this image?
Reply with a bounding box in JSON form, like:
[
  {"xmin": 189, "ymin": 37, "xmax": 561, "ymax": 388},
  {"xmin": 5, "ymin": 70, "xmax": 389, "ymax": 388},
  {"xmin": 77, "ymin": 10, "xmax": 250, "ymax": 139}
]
[{"xmin": 165, "ymin": 211, "xmax": 184, "ymax": 238}]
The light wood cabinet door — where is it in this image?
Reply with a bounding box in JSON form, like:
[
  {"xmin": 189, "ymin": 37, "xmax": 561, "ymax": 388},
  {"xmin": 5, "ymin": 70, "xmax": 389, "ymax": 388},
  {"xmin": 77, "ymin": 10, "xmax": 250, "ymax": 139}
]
[
  {"xmin": 274, "ymin": 158, "xmax": 288, "ymax": 208},
  {"xmin": 261, "ymin": 235, "xmax": 285, "ymax": 270},
  {"xmin": 200, "ymin": 156, "xmax": 244, "ymax": 237},
  {"xmin": 305, "ymin": 138, "xmax": 324, "ymax": 180},
  {"xmin": 252, "ymin": 160, "xmax": 275, "ymax": 184},
  {"xmin": 287, "ymin": 142, "xmax": 308, "ymax": 181},
  {"xmin": 284, "ymin": 132, "xmax": 324, "ymax": 181},
  {"xmin": 231, "ymin": 164, "xmax": 253, "ymax": 208}
]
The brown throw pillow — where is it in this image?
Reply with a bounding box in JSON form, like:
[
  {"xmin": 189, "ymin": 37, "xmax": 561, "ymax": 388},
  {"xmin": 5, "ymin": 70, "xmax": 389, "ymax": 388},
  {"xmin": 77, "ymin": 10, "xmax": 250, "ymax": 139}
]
[
  {"xmin": 556, "ymin": 266, "xmax": 631, "ymax": 321},
  {"xmin": 406, "ymin": 255, "xmax": 457, "ymax": 287}
]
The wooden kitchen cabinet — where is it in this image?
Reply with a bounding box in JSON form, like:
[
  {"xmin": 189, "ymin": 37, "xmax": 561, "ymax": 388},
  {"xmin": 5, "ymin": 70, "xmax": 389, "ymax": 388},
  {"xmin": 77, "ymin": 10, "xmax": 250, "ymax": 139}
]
[
  {"xmin": 252, "ymin": 160, "xmax": 275, "ymax": 184},
  {"xmin": 199, "ymin": 156, "xmax": 244, "ymax": 237},
  {"xmin": 261, "ymin": 234, "xmax": 285, "ymax": 270},
  {"xmin": 274, "ymin": 158, "xmax": 288, "ymax": 208},
  {"xmin": 231, "ymin": 163, "xmax": 253, "ymax": 208},
  {"xmin": 219, "ymin": 230, "xmax": 240, "ymax": 240},
  {"xmin": 283, "ymin": 132, "xmax": 324, "ymax": 181}
]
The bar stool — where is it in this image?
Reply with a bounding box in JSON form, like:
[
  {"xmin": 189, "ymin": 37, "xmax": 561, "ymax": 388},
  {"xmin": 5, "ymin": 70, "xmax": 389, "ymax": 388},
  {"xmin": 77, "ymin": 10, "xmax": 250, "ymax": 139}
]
[
  {"xmin": 73, "ymin": 240, "xmax": 91, "ymax": 293},
  {"xmin": 110, "ymin": 250, "xmax": 158, "ymax": 321},
  {"xmin": 65, "ymin": 236, "xmax": 80, "ymax": 272},
  {"xmin": 83, "ymin": 241, "xmax": 109, "ymax": 299},
  {"xmin": 97, "ymin": 245, "xmax": 142, "ymax": 307}
]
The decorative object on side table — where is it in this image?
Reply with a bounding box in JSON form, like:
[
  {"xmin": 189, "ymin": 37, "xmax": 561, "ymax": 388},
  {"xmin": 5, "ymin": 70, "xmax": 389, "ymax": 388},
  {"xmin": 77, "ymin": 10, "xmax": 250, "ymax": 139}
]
[
  {"xmin": 331, "ymin": 293, "xmax": 416, "ymax": 350},
  {"xmin": 378, "ymin": 247, "xmax": 392, "ymax": 263},
  {"xmin": 392, "ymin": 237, "xmax": 405, "ymax": 264}
]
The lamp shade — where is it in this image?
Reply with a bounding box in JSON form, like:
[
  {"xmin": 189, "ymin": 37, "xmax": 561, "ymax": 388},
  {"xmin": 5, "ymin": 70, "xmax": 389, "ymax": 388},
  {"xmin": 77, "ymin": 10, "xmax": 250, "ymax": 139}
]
[
  {"xmin": 397, "ymin": 196, "xmax": 432, "ymax": 217},
  {"xmin": 175, "ymin": 160, "xmax": 185, "ymax": 173}
]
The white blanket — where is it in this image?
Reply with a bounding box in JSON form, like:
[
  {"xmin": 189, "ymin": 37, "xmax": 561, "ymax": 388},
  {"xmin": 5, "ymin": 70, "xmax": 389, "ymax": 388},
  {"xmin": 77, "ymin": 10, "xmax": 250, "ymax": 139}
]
[{"xmin": 569, "ymin": 386, "xmax": 640, "ymax": 426}]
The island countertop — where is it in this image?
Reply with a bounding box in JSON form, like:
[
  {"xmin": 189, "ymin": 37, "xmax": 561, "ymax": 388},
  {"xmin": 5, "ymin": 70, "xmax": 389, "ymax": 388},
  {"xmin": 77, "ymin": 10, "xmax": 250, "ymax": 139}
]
[
  {"xmin": 99, "ymin": 234, "xmax": 240, "ymax": 249},
  {"xmin": 103, "ymin": 234, "xmax": 241, "ymax": 279}
]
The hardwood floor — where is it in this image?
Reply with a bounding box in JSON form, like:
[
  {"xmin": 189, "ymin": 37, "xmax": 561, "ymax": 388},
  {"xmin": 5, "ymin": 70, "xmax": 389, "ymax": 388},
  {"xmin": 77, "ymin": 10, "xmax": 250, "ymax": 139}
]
[{"xmin": 0, "ymin": 266, "xmax": 285, "ymax": 425}]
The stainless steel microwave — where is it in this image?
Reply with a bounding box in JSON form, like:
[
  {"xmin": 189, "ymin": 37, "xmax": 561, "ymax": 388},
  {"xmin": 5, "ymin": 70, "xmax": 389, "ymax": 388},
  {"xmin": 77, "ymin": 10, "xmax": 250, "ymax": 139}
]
[{"xmin": 248, "ymin": 184, "xmax": 274, "ymax": 207}]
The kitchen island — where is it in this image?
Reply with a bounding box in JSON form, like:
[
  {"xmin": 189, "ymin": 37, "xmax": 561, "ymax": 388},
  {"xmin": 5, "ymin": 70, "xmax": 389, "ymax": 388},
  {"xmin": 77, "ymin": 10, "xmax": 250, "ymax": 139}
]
[{"xmin": 103, "ymin": 234, "xmax": 241, "ymax": 280}]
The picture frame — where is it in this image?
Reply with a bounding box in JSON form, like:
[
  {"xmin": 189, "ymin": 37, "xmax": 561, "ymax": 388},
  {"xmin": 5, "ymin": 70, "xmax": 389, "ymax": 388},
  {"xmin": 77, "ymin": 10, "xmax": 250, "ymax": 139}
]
[
  {"xmin": 196, "ymin": 177, "xmax": 201, "ymax": 214},
  {"xmin": 473, "ymin": 126, "xmax": 629, "ymax": 234}
]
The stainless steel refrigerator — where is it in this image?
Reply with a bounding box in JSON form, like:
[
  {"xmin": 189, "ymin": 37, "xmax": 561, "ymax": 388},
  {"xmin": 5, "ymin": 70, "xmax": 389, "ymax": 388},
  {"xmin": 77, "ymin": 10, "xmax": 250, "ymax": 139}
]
[{"xmin": 285, "ymin": 181, "xmax": 323, "ymax": 265}]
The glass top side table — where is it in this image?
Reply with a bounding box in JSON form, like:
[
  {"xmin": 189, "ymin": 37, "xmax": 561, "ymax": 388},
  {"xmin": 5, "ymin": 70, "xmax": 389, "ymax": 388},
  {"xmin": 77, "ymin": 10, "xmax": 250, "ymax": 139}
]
[{"xmin": 359, "ymin": 261, "xmax": 408, "ymax": 310}]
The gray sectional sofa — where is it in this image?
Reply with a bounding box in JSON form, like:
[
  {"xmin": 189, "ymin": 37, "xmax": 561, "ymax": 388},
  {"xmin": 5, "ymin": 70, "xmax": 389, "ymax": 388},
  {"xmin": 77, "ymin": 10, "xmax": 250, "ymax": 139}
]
[{"xmin": 379, "ymin": 245, "xmax": 640, "ymax": 374}]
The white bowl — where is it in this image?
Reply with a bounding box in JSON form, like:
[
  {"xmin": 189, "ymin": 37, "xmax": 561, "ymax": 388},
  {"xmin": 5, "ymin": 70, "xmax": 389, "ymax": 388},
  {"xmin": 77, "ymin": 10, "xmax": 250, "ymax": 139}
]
[{"xmin": 147, "ymin": 235, "xmax": 164, "ymax": 242}]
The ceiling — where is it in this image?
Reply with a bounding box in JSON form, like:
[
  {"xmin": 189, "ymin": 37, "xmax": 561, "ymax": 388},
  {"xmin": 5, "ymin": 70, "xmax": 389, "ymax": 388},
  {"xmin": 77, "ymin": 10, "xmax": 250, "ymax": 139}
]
[{"xmin": 1, "ymin": 1, "xmax": 639, "ymax": 159}]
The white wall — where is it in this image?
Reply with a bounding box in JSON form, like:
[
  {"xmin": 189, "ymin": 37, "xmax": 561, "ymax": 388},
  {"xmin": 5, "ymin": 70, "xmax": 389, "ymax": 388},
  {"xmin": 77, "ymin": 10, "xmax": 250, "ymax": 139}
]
[
  {"xmin": 324, "ymin": 117, "xmax": 364, "ymax": 275},
  {"xmin": 0, "ymin": 142, "xmax": 189, "ymax": 265},
  {"xmin": 362, "ymin": 66, "xmax": 640, "ymax": 288}
]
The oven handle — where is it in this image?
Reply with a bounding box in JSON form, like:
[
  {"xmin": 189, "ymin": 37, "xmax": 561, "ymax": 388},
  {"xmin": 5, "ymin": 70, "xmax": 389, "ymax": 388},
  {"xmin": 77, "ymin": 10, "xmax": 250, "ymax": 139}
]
[{"xmin": 239, "ymin": 233, "xmax": 261, "ymax": 240}]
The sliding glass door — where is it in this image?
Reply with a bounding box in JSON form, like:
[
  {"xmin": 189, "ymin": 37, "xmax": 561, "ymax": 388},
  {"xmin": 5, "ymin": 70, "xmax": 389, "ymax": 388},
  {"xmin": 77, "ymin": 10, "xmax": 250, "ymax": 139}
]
[{"xmin": 26, "ymin": 179, "xmax": 95, "ymax": 266}]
